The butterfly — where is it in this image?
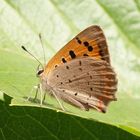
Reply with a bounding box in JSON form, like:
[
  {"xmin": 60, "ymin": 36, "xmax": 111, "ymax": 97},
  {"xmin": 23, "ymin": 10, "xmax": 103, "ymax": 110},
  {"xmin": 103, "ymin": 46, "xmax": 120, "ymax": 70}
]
[{"xmin": 22, "ymin": 25, "xmax": 117, "ymax": 113}]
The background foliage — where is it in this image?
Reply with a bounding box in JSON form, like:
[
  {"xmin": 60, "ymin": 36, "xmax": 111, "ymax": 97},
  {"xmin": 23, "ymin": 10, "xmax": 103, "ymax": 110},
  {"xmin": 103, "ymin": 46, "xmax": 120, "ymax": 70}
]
[{"xmin": 0, "ymin": 0, "xmax": 140, "ymax": 139}]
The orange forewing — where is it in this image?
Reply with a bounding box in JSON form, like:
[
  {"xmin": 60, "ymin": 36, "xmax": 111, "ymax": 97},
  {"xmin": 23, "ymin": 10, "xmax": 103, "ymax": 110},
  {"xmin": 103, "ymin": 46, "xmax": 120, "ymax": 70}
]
[{"xmin": 44, "ymin": 25, "xmax": 110, "ymax": 75}]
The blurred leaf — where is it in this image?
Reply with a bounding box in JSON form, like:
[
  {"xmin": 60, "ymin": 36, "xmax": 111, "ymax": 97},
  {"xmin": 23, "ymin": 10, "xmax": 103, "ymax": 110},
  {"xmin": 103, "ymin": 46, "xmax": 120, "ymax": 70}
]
[{"xmin": 0, "ymin": 0, "xmax": 140, "ymax": 139}]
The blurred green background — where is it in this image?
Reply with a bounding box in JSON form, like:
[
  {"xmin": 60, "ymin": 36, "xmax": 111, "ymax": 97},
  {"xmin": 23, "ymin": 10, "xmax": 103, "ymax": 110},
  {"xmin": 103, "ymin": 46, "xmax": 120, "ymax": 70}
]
[{"xmin": 0, "ymin": 0, "xmax": 140, "ymax": 139}]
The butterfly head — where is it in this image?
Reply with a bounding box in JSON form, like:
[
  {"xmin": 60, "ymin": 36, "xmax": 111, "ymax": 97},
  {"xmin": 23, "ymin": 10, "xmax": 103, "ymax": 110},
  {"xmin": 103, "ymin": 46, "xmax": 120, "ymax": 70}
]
[
  {"xmin": 36, "ymin": 64, "xmax": 44, "ymax": 77},
  {"xmin": 37, "ymin": 69, "xmax": 44, "ymax": 77}
]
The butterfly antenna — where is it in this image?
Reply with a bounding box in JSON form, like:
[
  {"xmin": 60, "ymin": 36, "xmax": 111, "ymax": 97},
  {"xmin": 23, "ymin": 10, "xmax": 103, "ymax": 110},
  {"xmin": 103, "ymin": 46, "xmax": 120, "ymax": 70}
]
[
  {"xmin": 39, "ymin": 33, "xmax": 46, "ymax": 65},
  {"xmin": 21, "ymin": 46, "xmax": 44, "ymax": 68}
]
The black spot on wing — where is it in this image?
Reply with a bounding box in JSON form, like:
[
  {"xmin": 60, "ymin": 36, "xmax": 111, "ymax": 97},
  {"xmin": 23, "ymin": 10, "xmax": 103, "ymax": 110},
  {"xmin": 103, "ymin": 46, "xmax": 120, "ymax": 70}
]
[
  {"xmin": 76, "ymin": 37, "xmax": 82, "ymax": 44},
  {"xmin": 77, "ymin": 40, "xmax": 82, "ymax": 44},
  {"xmin": 99, "ymin": 50, "xmax": 104, "ymax": 56},
  {"xmin": 101, "ymin": 57, "xmax": 105, "ymax": 60},
  {"xmin": 83, "ymin": 54, "xmax": 88, "ymax": 56},
  {"xmin": 66, "ymin": 66, "xmax": 69, "ymax": 69},
  {"xmin": 88, "ymin": 46, "xmax": 93, "ymax": 51},
  {"xmin": 79, "ymin": 61, "xmax": 82, "ymax": 66},
  {"xmin": 62, "ymin": 58, "xmax": 67, "ymax": 63},
  {"xmin": 83, "ymin": 41, "xmax": 89, "ymax": 46},
  {"xmin": 69, "ymin": 50, "xmax": 76, "ymax": 59},
  {"xmin": 83, "ymin": 41, "xmax": 93, "ymax": 52},
  {"xmin": 99, "ymin": 50, "xmax": 106, "ymax": 60}
]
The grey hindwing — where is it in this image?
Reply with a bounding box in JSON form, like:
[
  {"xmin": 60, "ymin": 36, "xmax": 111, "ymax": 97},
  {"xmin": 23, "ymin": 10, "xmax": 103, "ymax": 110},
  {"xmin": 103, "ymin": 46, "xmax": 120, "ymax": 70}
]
[{"xmin": 47, "ymin": 57, "xmax": 117, "ymax": 112}]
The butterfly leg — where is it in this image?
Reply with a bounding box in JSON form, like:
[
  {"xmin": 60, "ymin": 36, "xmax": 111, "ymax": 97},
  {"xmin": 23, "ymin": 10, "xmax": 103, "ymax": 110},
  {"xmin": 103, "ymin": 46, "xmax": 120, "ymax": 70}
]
[
  {"xmin": 33, "ymin": 84, "xmax": 40, "ymax": 101},
  {"xmin": 42, "ymin": 92, "xmax": 47, "ymax": 104},
  {"xmin": 33, "ymin": 84, "xmax": 47, "ymax": 106},
  {"xmin": 34, "ymin": 84, "xmax": 48, "ymax": 105},
  {"xmin": 39, "ymin": 83, "xmax": 44, "ymax": 106},
  {"xmin": 52, "ymin": 90, "xmax": 65, "ymax": 111},
  {"xmin": 25, "ymin": 84, "xmax": 39, "ymax": 103},
  {"xmin": 30, "ymin": 83, "xmax": 44, "ymax": 106}
]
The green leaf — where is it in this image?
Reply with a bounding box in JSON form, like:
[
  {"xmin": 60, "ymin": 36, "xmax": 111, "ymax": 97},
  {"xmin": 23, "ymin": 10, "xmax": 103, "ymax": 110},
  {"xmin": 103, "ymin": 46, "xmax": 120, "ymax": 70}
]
[
  {"xmin": 0, "ymin": 0, "xmax": 140, "ymax": 139},
  {"xmin": 0, "ymin": 93, "xmax": 139, "ymax": 140}
]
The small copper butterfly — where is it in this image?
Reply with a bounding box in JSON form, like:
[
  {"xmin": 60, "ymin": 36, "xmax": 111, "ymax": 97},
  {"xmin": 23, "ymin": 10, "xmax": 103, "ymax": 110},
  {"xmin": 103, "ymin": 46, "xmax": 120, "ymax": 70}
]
[{"xmin": 22, "ymin": 25, "xmax": 117, "ymax": 113}]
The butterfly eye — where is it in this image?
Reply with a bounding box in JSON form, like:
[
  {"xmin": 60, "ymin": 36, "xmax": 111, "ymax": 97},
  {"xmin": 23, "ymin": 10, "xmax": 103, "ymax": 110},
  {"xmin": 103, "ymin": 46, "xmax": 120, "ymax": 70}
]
[{"xmin": 37, "ymin": 69, "xmax": 44, "ymax": 76}]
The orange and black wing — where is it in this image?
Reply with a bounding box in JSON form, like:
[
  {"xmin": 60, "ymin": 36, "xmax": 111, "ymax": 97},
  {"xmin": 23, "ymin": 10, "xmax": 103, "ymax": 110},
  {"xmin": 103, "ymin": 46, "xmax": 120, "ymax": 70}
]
[{"xmin": 45, "ymin": 25, "xmax": 110, "ymax": 74}]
